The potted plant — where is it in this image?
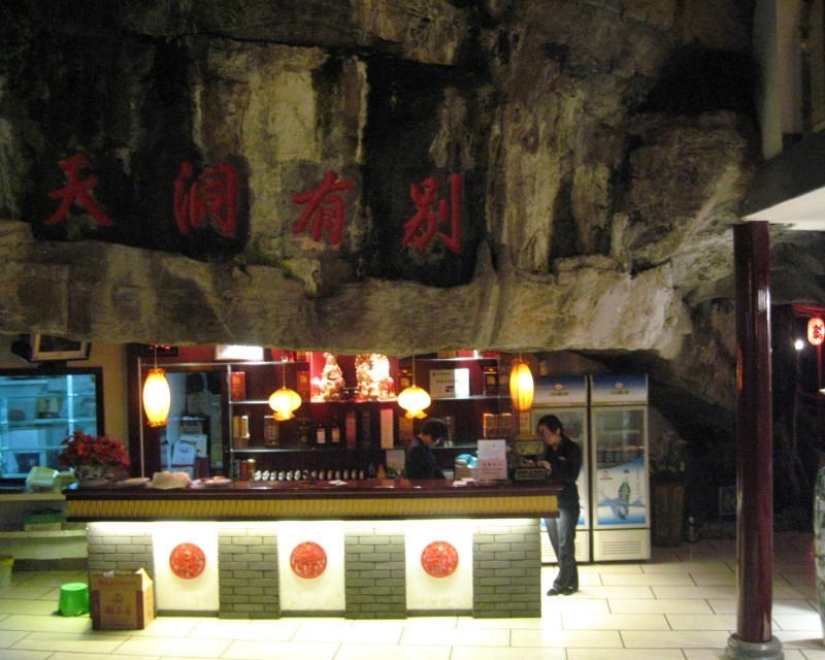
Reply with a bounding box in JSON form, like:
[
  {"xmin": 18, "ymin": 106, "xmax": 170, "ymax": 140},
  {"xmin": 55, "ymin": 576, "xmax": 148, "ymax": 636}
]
[{"xmin": 59, "ymin": 430, "xmax": 130, "ymax": 486}]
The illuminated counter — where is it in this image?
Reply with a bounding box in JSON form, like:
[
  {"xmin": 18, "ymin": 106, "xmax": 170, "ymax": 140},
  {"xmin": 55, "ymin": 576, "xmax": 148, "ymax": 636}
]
[{"xmin": 66, "ymin": 480, "xmax": 559, "ymax": 619}]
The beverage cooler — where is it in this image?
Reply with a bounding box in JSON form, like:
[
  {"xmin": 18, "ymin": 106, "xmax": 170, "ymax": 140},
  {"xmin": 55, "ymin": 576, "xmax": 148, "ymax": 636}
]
[
  {"xmin": 531, "ymin": 375, "xmax": 591, "ymax": 563},
  {"xmin": 589, "ymin": 374, "xmax": 650, "ymax": 561}
]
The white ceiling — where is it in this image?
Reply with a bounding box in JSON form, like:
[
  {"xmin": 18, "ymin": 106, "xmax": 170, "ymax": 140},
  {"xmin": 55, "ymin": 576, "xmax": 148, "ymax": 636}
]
[{"xmin": 744, "ymin": 186, "xmax": 825, "ymax": 231}]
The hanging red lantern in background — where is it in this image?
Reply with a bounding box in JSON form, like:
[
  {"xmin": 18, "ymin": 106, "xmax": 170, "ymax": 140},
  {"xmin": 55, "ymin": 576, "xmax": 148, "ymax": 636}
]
[{"xmin": 808, "ymin": 317, "xmax": 825, "ymax": 346}]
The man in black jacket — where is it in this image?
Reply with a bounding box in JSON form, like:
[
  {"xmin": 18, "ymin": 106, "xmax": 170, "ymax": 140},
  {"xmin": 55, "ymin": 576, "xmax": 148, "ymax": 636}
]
[
  {"xmin": 404, "ymin": 418, "xmax": 447, "ymax": 479},
  {"xmin": 537, "ymin": 414, "xmax": 582, "ymax": 596}
]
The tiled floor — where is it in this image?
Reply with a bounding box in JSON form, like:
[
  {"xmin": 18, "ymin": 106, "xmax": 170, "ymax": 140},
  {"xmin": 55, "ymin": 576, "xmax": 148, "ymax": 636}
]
[{"xmin": 0, "ymin": 530, "xmax": 821, "ymax": 659}]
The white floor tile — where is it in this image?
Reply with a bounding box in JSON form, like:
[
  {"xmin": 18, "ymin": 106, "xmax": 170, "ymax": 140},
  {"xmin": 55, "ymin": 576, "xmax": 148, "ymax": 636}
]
[
  {"xmin": 600, "ymin": 573, "xmax": 695, "ymax": 586},
  {"xmin": 452, "ymin": 647, "xmax": 565, "ymax": 660},
  {"xmin": 221, "ymin": 639, "xmax": 339, "ymax": 660},
  {"xmin": 400, "ymin": 626, "xmax": 510, "ymax": 646},
  {"xmin": 610, "ymin": 598, "xmax": 714, "ymax": 614},
  {"xmin": 10, "ymin": 630, "xmax": 130, "ymax": 655},
  {"xmin": 115, "ymin": 634, "xmax": 231, "ymax": 657},
  {"xmin": 563, "ymin": 612, "xmax": 670, "ymax": 630},
  {"xmin": 621, "ymin": 629, "xmax": 733, "ymax": 648},
  {"xmin": 0, "ymin": 532, "xmax": 817, "ymax": 659},
  {"xmin": 667, "ymin": 613, "xmax": 736, "ymax": 630},
  {"xmin": 567, "ymin": 650, "xmax": 685, "ymax": 660},
  {"xmin": 511, "ymin": 628, "xmax": 623, "ymax": 648},
  {"xmin": 291, "ymin": 622, "xmax": 402, "ymax": 644}
]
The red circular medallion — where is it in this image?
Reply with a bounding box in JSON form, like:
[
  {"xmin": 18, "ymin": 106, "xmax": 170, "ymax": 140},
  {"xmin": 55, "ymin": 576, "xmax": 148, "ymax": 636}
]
[
  {"xmin": 421, "ymin": 540, "xmax": 459, "ymax": 578},
  {"xmin": 290, "ymin": 541, "xmax": 327, "ymax": 579},
  {"xmin": 169, "ymin": 542, "xmax": 206, "ymax": 579}
]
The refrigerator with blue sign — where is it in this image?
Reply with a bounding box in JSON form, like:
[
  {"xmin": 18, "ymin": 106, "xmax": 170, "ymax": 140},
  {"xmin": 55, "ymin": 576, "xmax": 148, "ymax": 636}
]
[
  {"xmin": 531, "ymin": 375, "xmax": 591, "ymax": 563},
  {"xmin": 590, "ymin": 374, "xmax": 650, "ymax": 561}
]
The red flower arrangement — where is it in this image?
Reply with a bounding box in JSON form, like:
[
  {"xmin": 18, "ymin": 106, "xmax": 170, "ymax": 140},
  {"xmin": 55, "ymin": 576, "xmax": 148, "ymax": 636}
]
[{"xmin": 59, "ymin": 430, "xmax": 130, "ymax": 469}]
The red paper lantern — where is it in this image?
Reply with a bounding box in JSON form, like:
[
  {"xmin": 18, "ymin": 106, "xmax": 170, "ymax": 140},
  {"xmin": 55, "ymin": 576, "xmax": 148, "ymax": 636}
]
[{"xmin": 808, "ymin": 317, "xmax": 825, "ymax": 346}]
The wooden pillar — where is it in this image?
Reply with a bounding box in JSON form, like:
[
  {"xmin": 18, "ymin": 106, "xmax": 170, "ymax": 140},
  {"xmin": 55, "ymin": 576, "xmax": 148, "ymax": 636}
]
[{"xmin": 726, "ymin": 221, "xmax": 782, "ymax": 659}]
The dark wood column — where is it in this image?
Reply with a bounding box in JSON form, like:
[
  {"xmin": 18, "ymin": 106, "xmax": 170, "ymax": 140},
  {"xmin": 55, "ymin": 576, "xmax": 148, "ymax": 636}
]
[{"xmin": 727, "ymin": 221, "xmax": 781, "ymax": 659}]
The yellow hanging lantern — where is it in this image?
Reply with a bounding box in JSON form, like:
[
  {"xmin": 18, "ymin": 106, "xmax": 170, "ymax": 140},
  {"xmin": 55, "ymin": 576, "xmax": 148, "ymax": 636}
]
[
  {"xmin": 268, "ymin": 386, "xmax": 302, "ymax": 421},
  {"xmin": 143, "ymin": 367, "xmax": 171, "ymax": 427},
  {"xmin": 398, "ymin": 385, "xmax": 431, "ymax": 419},
  {"xmin": 509, "ymin": 358, "xmax": 534, "ymax": 412}
]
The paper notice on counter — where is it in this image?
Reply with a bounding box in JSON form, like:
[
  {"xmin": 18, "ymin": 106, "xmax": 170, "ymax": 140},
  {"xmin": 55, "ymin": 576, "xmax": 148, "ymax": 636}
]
[{"xmin": 476, "ymin": 439, "xmax": 508, "ymax": 481}]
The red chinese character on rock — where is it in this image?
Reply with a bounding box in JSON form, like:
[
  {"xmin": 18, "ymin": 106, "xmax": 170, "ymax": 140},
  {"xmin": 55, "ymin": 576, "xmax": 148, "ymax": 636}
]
[
  {"xmin": 174, "ymin": 161, "xmax": 240, "ymax": 237},
  {"xmin": 402, "ymin": 174, "xmax": 462, "ymax": 253},
  {"xmin": 291, "ymin": 170, "xmax": 355, "ymax": 245},
  {"xmin": 44, "ymin": 154, "xmax": 116, "ymax": 227}
]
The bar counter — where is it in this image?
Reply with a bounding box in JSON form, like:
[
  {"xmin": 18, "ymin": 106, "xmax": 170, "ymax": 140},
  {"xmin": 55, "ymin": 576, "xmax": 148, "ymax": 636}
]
[
  {"xmin": 67, "ymin": 479, "xmax": 558, "ymax": 620},
  {"xmin": 65, "ymin": 478, "xmax": 561, "ymax": 521}
]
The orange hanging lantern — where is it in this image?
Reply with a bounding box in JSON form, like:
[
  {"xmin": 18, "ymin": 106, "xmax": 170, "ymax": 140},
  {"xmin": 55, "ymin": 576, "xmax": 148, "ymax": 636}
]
[
  {"xmin": 268, "ymin": 386, "xmax": 302, "ymax": 421},
  {"xmin": 509, "ymin": 358, "xmax": 534, "ymax": 412},
  {"xmin": 143, "ymin": 367, "xmax": 171, "ymax": 427},
  {"xmin": 398, "ymin": 385, "xmax": 431, "ymax": 419}
]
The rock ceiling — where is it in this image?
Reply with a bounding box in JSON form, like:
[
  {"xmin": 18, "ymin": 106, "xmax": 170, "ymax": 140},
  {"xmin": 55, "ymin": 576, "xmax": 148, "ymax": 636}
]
[{"xmin": 1, "ymin": 0, "xmax": 824, "ymax": 437}]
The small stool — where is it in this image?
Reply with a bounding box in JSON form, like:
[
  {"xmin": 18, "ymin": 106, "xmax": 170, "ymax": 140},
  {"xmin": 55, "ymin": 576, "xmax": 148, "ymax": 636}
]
[{"xmin": 59, "ymin": 582, "xmax": 89, "ymax": 617}]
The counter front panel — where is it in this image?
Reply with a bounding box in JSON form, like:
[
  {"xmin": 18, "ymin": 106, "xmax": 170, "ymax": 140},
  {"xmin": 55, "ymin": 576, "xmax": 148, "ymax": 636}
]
[{"xmin": 69, "ymin": 480, "xmax": 559, "ymax": 620}]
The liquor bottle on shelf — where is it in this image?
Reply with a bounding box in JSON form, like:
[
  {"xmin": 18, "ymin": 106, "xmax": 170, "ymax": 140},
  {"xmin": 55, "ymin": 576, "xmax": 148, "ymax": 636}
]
[
  {"xmin": 330, "ymin": 418, "xmax": 341, "ymax": 444},
  {"xmin": 297, "ymin": 419, "xmax": 311, "ymax": 447},
  {"xmin": 398, "ymin": 367, "xmax": 412, "ymax": 391},
  {"xmin": 483, "ymin": 365, "xmax": 498, "ymax": 396},
  {"xmin": 264, "ymin": 416, "xmax": 279, "ymax": 446},
  {"xmin": 360, "ymin": 409, "xmax": 372, "ymax": 448},
  {"xmin": 315, "ymin": 423, "xmax": 327, "ymax": 446},
  {"xmin": 345, "ymin": 410, "xmax": 357, "ymax": 449},
  {"xmin": 230, "ymin": 371, "xmax": 247, "ymax": 400}
]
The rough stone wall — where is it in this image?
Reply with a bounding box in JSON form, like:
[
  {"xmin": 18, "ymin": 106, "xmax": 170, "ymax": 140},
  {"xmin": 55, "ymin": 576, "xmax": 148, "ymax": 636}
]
[{"xmin": 0, "ymin": 0, "xmax": 823, "ymax": 455}]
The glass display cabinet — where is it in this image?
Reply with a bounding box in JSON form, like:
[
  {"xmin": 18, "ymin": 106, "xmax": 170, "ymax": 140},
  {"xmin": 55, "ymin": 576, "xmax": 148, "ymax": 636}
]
[{"xmin": 0, "ymin": 367, "xmax": 104, "ymax": 478}]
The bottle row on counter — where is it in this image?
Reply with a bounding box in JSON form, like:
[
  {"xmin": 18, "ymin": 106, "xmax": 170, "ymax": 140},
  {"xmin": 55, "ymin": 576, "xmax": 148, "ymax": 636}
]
[{"xmin": 233, "ymin": 458, "xmax": 390, "ymax": 482}]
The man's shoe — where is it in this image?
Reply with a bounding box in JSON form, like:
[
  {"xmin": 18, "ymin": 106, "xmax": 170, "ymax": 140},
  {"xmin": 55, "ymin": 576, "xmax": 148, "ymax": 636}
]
[
  {"xmin": 560, "ymin": 586, "xmax": 577, "ymax": 595},
  {"xmin": 546, "ymin": 587, "xmax": 561, "ymax": 596}
]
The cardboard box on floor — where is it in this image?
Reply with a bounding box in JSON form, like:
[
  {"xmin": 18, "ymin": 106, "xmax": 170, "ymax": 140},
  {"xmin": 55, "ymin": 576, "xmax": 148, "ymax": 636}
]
[{"xmin": 90, "ymin": 568, "xmax": 155, "ymax": 630}]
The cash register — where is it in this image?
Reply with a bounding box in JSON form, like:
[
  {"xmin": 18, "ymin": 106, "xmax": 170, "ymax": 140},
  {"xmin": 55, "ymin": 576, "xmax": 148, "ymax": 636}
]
[{"xmin": 510, "ymin": 437, "xmax": 549, "ymax": 482}]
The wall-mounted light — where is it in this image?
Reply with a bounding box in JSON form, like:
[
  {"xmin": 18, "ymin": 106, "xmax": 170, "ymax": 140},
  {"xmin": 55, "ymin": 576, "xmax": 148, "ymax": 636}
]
[{"xmin": 398, "ymin": 355, "xmax": 431, "ymax": 419}]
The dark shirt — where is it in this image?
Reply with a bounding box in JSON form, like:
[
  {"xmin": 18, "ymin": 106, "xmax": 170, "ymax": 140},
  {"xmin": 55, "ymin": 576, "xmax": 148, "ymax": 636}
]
[
  {"xmin": 405, "ymin": 438, "xmax": 445, "ymax": 479},
  {"xmin": 543, "ymin": 434, "xmax": 582, "ymax": 509}
]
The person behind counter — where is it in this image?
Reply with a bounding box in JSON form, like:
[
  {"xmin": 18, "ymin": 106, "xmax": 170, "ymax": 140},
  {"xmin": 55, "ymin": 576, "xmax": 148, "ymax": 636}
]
[
  {"xmin": 404, "ymin": 418, "xmax": 447, "ymax": 479},
  {"xmin": 537, "ymin": 413, "xmax": 582, "ymax": 596}
]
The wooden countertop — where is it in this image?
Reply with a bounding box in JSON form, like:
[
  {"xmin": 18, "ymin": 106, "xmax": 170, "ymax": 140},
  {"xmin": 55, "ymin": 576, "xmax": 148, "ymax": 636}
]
[{"xmin": 65, "ymin": 479, "xmax": 561, "ymax": 521}]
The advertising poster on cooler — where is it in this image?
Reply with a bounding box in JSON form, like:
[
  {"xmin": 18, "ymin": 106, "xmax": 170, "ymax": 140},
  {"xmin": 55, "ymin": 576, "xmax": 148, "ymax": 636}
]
[{"xmin": 594, "ymin": 453, "xmax": 646, "ymax": 525}]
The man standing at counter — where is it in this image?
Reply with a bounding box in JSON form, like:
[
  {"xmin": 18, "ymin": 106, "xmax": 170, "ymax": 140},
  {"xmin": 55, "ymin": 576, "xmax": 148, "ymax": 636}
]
[
  {"xmin": 405, "ymin": 418, "xmax": 447, "ymax": 479},
  {"xmin": 537, "ymin": 414, "xmax": 582, "ymax": 596}
]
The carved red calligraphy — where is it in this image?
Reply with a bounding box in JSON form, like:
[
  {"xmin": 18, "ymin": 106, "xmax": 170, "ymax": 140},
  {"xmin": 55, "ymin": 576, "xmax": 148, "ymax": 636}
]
[
  {"xmin": 174, "ymin": 161, "xmax": 240, "ymax": 237},
  {"xmin": 291, "ymin": 170, "xmax": 354, "ymax": 245},
  {"xmin": 169, "ymin": 542, "xmax": 206, "ymax": 580},
  {"xmin": 44, "ymin": 154, "xmax": 116, "ymax": 227},
  {"xmin": 420, "ymin": 540, "xmax": 459, "ymax": 578},
  {"xmin": 290, "ymin": 541, "xmax": 327, "ymax": 579},
  {"xmin": 402, "ymin": 174, "xmax": 462, "ymax": 253}
]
